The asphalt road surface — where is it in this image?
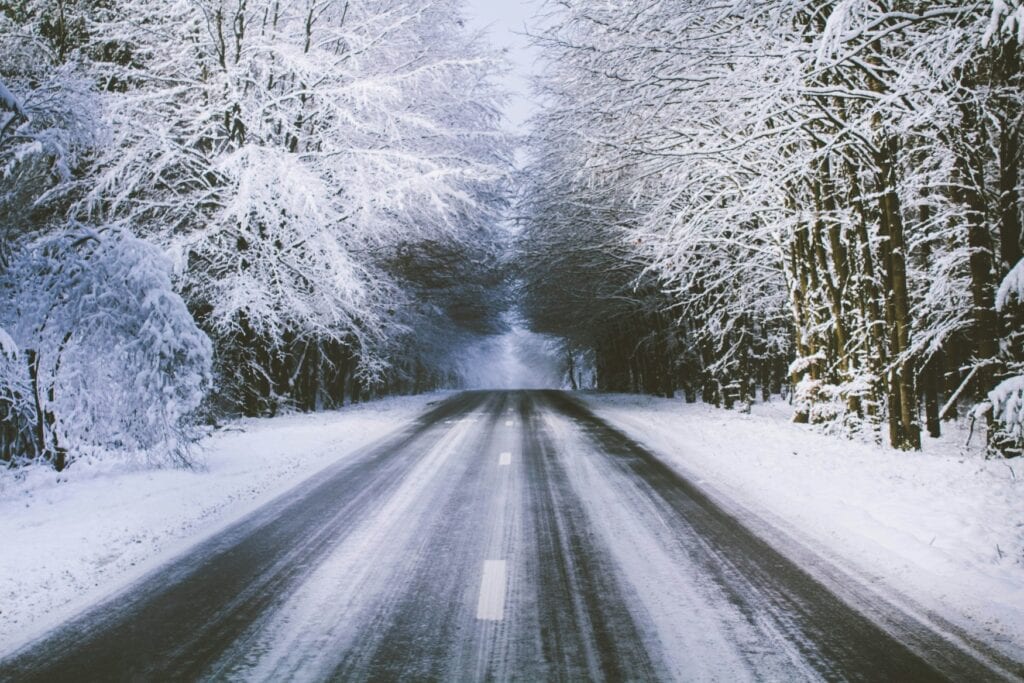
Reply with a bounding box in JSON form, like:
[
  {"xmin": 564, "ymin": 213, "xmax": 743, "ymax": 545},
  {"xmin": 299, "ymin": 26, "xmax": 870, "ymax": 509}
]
[{"xmin": 2, "ymin": 391, "xmax": 1020, "ymax": 682}]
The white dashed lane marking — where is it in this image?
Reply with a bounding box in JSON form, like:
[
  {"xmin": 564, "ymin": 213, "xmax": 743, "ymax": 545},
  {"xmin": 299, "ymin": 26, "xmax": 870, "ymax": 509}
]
[
  {"xmin": 476, "ymin": 560, "xmax": 506, "ymax": 621},
  {"xmin": 499, "ymin": 452, "xmax": 512, "ymax": 466}
]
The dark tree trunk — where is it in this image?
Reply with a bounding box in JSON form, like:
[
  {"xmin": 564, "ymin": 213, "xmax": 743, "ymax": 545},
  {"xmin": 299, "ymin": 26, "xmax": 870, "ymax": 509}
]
[
  {"xmin": 876, "ymin": 137, "xmax": 921, "ymax": 450},
  {"xmin": 956, "ymin": 145, "xmax": 1001, "ymax": 402},
  {"xmin": 922, "ymin": 354, "xmax": 942, "ymax": 439},
  {"xmin": 26, "ymin": 350, "xmax": 47, "ymax": 462}
]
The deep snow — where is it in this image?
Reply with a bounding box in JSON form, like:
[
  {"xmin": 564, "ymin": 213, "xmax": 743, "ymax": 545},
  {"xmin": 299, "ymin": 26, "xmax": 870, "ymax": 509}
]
[
  {"xmin": 0, "ymin": 392, "xmax": 446, "ymax": 653},
  {"xmin": 583, "ymin": 393, "xmax": 1024, "ymax": 663}
]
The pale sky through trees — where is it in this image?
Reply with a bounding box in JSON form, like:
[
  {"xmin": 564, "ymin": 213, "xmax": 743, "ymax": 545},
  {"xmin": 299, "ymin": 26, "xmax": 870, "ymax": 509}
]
[
  {"xmin": 464, "ymin": 0, "xmax": 539, "ymax": 132},
  {"xmin": 461, "ymin": 0, "xmax": 560, "ymax": 391}
]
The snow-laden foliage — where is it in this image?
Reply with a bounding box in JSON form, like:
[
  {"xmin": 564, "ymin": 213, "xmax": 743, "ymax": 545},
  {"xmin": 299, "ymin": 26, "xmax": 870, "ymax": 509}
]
[
  {"xmin": 185, "ymin": 144, "xmax": 376, "ymax": 344},
  {"xmin": 73, "ymin": 0, "xmax": 511, "ymax": 413},
  {"xmin": 0, "ymin": 0, "xmax": 106, "ymax": 236},
  {"xmin": 522, "ymin": 1, "xmax": 1024, "ymax": 453},
  {"xmin": 992, "ymin": 258, "xmax": 1024, "ymax": 454},
  {"xmin": 82, "ymin": 0, "xmax": 509, "ymax": 335},
  {"xmin": 989, "ymin": 376, "xmax": 1024, "ymax": 455},
  {"xmin": 0, "ymin": 66, "xmax": 101, "ymax": 241},
  {"xmin": 0, "ymin": 320, "xmax": 34, "ymax": 466},
  {"xmin": 1, "ymin": 0, "xmax": 512, "ymax": 468},
  {"xmin": 987, "ymin": 0, "xmax": 1024, "ymax": 44},
  {"xmin": 0, "ymin": 327, "xmax": 15, "ymax": 358},
  {"xmin": 0, "ymin": 228, "xmax": 212, "ymax": 468},
  {"xmin": 0, "ymin": 79, "xmax": 24, "ymax": 118},
  {"xmin": 997, "ymin": 258, "xmax": 1024, "ymax": 311}
]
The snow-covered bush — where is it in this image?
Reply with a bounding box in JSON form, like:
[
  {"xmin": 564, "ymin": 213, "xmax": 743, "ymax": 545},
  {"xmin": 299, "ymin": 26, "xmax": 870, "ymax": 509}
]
[
  {"xmin": 0, "ymin": 227, "xmax": 212, "ymax": 469},
  {"xmin": 997, "ymin": 258, "xmax": 1024, "ymax": 313},
  {"xmin": 989, "ymin": 377, "xmax": 1024, "ymax": 457},
  {"xmin": 991, "ymin": 259, "xmax": 1024, "ymax": 456}
]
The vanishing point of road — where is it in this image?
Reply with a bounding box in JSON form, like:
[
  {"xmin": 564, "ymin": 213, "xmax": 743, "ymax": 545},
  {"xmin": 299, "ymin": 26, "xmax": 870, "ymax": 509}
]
[{"xmin": 2, "ymin": 391, "xmax": 1020, "ymax": 682}]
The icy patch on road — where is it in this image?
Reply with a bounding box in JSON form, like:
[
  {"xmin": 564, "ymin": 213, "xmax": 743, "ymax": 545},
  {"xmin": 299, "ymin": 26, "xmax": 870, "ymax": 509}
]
[
  {"xmin": 0, "ymin": 393, "xmax": 446, "ymax": 652},
  {"xmin": 583, "ymin": 393, "xmax": 1024, "ymax": 661}
]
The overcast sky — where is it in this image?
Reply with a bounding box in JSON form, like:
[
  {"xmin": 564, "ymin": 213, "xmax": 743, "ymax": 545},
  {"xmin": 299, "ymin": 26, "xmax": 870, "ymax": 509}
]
[{"xmin": 464, "ymin": 0, "xmax": 540, "ymax": 133}]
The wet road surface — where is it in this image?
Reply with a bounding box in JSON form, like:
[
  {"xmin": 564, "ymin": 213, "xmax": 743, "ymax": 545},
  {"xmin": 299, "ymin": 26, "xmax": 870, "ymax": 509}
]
[{"xmin": 2, "ymin": 391, "xmax": 1019, "ymax": 682}]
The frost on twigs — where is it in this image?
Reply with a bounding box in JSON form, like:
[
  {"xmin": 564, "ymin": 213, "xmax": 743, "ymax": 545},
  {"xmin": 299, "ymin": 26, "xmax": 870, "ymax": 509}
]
[
  {"xmin": 0, "ymin": 228, "xmax": 213, "ymax": 469},
  {"xmin": 984, "ymin": 0, "xmax": 1024, "ymax": 46}
]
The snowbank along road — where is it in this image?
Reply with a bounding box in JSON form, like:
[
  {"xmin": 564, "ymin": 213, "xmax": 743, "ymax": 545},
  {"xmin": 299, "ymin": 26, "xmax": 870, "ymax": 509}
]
[{"xmin": 2, "ymin": 391, "xmax": 1020, "ymax": 682}]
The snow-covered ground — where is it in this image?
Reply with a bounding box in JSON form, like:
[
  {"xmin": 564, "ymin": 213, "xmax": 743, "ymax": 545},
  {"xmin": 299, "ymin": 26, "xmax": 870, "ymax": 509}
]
[
  {"xmin": 0, "ymin": 392, "xmax": 446, "ymax": 653},
  {"xmin": 583, "ymin": 393, "xmax": 1024, "ymax": 662}
]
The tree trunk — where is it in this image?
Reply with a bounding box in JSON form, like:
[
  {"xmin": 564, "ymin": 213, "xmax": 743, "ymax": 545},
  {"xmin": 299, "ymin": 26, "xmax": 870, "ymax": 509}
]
[
  {"xmin": 876, "ymin": 137, "xmax": 920, "ymax": 449},
  {"xmin": 956, "ymin": 145, "xmax": 1001, "ymax": 400},
  {"xmin": 922, "ymin": 354, "xmax": 942, "ymax": 439}
]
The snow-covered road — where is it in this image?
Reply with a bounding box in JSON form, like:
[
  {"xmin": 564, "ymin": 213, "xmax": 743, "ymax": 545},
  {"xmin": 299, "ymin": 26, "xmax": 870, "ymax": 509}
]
[{"xmin": 1, "ymin": 391, "xmax": 1018, "ymax": 681}]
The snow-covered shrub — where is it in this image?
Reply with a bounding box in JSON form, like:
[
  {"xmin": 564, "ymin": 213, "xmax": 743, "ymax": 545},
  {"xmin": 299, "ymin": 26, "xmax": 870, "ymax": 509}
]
[
  {"xmin": 792, "ymin": 377, "xmax": 843, "ymax": 426},
  {"xmin": 991, "ymin": 259, "xmax": 1024, "ymax": 457},
  {"xmin": 988, "ymin": 377, "xmax": 1024, "ymax": 457},
  {"xmin": 791, "ymin": 372, "xmax": 883, "ymax": 441},
  {"xmin": 997, "ymin": 258, "xmax": 1024, "ymax": 312},
  {"xmin": 0, "ymin": 227, "xmax": 213, "ymax": 468}
]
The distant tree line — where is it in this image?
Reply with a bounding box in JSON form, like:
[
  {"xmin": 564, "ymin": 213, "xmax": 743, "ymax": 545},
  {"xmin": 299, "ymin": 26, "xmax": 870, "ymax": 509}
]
[
  {"xmin": 519, "ymin": 0, "xmax": 1024, "ymax": 455},
  {"xmin": 0, "ymin": 0, "xmax": 513, "ymax": 469}
]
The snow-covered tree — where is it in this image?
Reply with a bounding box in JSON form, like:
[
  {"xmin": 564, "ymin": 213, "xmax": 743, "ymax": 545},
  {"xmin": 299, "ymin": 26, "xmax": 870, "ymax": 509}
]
[
  {"xmin": 77, "ymin": 0, "xmax": 512, "ymax": 414},
  {"xmin": 0, "ymin": 40, "xmax": 101, "ymax": 247},
  {"xmin": 0, "ymin": 227, "xmax": 212, "ymax": 468},
  {"xmin": 0, "ymin": 0, "xmax": 512, "ymax": 468},
  {"xmin": 521, "ymin": 0, "xmax": 1024, "ymax": 454}
]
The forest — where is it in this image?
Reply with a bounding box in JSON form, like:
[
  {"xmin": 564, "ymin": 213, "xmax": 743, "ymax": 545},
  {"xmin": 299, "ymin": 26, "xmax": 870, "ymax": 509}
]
[
  {"xmin": 519, "ymin": 0, "xmax": 1024, "ymax": 455},
  {"xmin": 0, "ymin": 0, "xmax": 514, "ymax": 469},
  {"xmin": 2, "ymin": 0, "xmax": 1024, "ymax": 473}
]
